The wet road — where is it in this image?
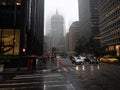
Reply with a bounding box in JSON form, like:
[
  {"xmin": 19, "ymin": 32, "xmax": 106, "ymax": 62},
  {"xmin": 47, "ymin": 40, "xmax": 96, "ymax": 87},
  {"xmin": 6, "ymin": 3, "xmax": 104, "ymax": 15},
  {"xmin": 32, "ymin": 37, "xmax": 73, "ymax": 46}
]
[
  {"xmin": 60, "ymin": 58, "xmax": 120, "ymax": 90},
  {"xmin": 0, "ymin": 58, "xmax": 120, "ymax": 90}
]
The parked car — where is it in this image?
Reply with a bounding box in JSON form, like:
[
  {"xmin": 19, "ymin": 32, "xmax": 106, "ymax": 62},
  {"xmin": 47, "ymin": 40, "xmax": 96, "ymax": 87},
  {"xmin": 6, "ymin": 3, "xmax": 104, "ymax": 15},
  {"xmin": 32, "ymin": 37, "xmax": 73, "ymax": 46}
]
[
  {"xmin": 85, "ymin": 57, "xmax": 99, "ymax": 64},
  {"xmin": 99, "ymin": 55, "xmax": 119, "ymax": 63},
  {"xmin": 78, "ymin": 55, "xmax": 86, "ymax": 60},
  {"xmin": 71, "ymin": 56, "xmax": 85, "ymax": 65}
]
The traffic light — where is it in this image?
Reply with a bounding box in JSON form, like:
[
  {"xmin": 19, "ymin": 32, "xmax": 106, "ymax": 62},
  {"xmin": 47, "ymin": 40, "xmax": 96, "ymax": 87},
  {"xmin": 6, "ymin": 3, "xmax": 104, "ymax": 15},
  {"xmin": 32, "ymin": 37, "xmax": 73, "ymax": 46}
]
[
  {"xmin": 22, "ymin": 48, "xmax": 26, "ymax": 55},
  {"xmin": 22, "ymin": 48, "xmax": 26, "ymax": 52}
]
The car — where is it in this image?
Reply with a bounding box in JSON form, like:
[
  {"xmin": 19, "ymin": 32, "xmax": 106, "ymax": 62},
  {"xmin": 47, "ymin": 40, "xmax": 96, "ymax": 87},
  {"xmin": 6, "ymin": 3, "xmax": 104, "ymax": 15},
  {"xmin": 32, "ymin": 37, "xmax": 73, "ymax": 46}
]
[
  {"xmin": 99, "ymin": 55, "xmax": 119, "ymax": 63},
  {"xmin": 86, "ymin": 57, "xmax": 99, "ymax": 64},
  {"xmin": 71, "ymin": 56, "xmax": 85, "ymax": 65},
  {"xmin": 78, "ymin": 55, "xmax": 86, "ymax": 59}
]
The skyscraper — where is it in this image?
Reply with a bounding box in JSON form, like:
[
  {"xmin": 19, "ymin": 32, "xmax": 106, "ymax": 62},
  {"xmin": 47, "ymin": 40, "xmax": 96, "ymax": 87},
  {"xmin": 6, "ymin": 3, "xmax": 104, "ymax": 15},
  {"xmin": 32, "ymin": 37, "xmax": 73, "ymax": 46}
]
[
  {"xmin": 69, "ymin": 21, "xmax": 80, "ymax": 52},
  {"xmin": 78, "ymin": 0, "xmax": 100, "ymax": 54},
  {"xmin": 0, "ymin": 0, "xmax": 44, "ymax": 67},
  {"xmin": 51, "ymin": 10, "xmax": 64, "ymax": 53},
  {"xmin": 98, "ymin": 0, "xmax": 120, "ymax": 56}
]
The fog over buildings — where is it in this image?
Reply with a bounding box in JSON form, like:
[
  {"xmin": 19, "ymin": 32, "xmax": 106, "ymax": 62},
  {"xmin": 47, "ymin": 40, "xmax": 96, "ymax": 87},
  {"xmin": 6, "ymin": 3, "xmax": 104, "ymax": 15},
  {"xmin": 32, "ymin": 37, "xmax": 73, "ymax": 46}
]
[
  {"xmin": 50, "ymin": 11, "xmax": 65, "ymax": 53},
  {"xmin": 44, "ymin": 0, "xmax": 79, "ymax": 35}
]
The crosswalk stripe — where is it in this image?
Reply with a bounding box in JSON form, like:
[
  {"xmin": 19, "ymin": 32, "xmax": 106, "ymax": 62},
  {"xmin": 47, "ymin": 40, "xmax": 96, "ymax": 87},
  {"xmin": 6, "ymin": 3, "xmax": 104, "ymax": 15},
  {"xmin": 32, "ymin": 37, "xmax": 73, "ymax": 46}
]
[
  {"xmin": 57, "ymin": 69, "xmax": 62, "ymax": 72},
  {"xmin": 44, "ymin": 80, "xmax": 64, "ymax": 84},
  {"xmin": 13, "ymin": 74, "xmax": 62, "ymax": 79},
  {"xmin": 0, "ymin": 82, "xmax": 40, "ymax": 86},
  {"xmin": 67, "ymin": 84, "xmax": 76, "ymax": 90},
  {"xmin": 0, "ymin": 86, "xmax": 42, "ymax": 89},
  {"xmin": 14, "ymin": 73, "xmax": 43, "ymax": 77},
  {"xmin": 63, "ymin": 68, "xmax": 68, "ymax": 72},
  {"xmin": 70, "ymin": 68, "xmax": 74, "ymax": 71},
  {"xmin": 0, "ymin": 80, "xmax": 64, "ymax": 86},
  {"xmin": 60, "ymin": 67, "xmax": 76, "ymax": 72}
]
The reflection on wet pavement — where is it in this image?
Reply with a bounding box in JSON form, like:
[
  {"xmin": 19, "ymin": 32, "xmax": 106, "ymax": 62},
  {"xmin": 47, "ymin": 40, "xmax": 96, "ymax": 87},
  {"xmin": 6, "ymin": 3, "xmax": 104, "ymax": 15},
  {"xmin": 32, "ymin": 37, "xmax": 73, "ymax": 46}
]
[
  {"xmin": 82, "ymin": 65, "xmax": 85, "ymax": 71},
  {"xmin": 90, "ymin": 65, "xmax": 94, "ymax": 72},
  {"xmin": 97, "ymin": 64, "xmax": 100, "ymax": 70},
  {"xmin": 75, "ymin": 66, "xmax": 79, "ymax": 71}
]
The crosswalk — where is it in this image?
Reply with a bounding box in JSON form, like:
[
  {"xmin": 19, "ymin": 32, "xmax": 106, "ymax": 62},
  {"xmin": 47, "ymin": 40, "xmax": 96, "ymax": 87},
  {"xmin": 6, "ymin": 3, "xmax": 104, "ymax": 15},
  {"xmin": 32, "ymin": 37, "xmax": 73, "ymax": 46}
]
[
  {"xmin": 0, "ymin": 64, "xmax": 100, "ymax": 90},
  {"xmin": 0, "ymin": 71, "xmax": 75, "ymax": 90},
  {"xmin": 57, "ymin": 67, "xmax": 76, "ymax": 72}
]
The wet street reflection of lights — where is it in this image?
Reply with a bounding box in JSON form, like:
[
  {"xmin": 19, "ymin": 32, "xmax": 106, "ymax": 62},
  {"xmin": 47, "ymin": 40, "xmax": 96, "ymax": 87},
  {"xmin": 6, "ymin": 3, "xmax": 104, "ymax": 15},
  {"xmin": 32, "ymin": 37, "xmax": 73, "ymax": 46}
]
[
  {"xmin": 75, "ymin": 65, "xmax": 79, "ymax": 71},
  {"xmin": 90, "ymin": 65, "xmax": 94, "ymax": 72},
  {"xmin": 97, "ymin": 64, "xmax": 100, "ymax": 70},
  {"xmin": 82, "ymin": 65, "xmax": 85, "ymax": 71}
]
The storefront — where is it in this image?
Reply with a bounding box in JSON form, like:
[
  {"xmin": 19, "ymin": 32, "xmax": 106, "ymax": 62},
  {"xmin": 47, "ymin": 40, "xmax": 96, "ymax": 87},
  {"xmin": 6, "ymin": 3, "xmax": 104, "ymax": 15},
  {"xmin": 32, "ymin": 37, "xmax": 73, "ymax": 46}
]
[
  {"xmin": 108, "ymin": 45, "xmax": 120, "ymax": 56},
  {"xmin": 0, "ymin": 29, "xmax": 20, "ymax": 55},
  {"xmin": 116, "ymin": 45, "xmax": 120, "ymax": 56}
]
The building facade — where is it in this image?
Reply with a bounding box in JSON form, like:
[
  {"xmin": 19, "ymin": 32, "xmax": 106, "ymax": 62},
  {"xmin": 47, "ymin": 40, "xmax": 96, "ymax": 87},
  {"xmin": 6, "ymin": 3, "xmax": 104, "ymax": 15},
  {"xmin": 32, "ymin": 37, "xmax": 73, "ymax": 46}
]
[
  {"xmin": 51, "ymin": 11, "xmax": 64, "ymax": 54},
  {"xmin": 25, "ymin": 0, "xmax": 44, "ymax": 56},
  {"xmin": 69, "ymin": 21, "xmax": 80, "ymax": 53},
  {"xmin": 65, "ymin": 33, "xmax": 69, "ymax": 54},
  {"xmin": 0, "ymin": 0, "xmax": 44, "ymax": 67},
  {"xmin": 0, "ymin": 0, "xmax": 44, "ymax": 56},
  {"xmin": 0, "ymin": 0, "xmax": 21, "ymax": 55},
  {"xmin": 78, "ymin": 0, "xmax": 91, "ymax": 38},
  {"xmin": 98, "ymin": 0, "xmax": 120, "ymax": 56},
  {"xmin": 78, "ymin": 0, "xmax": 100, "ymax": 54}
]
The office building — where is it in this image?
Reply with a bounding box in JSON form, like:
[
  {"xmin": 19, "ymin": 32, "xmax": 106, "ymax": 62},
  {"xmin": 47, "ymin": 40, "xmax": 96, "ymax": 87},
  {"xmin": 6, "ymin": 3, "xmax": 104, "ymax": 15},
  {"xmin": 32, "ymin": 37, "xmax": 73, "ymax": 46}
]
[
  {"xmin": 78, "ymin": 0, "xmax": 100, "ymax": 54},
  {"xmin": 0, "ymin": 0, "xmax": 44, "ymax": 67},
  {"xmin": 0, "ymin": 0, "xmax": 44, "ymax": 56},
  {"xmin": 69, "ymin": 21, "xmax": 80, "ymax": 52},
  {"xmin": 98, "ymin": 0, "xmax": 120, "ymax": 56},
  {"xmin": 51, "ymin": 11, "xmax": 64, "ymax": 53}
]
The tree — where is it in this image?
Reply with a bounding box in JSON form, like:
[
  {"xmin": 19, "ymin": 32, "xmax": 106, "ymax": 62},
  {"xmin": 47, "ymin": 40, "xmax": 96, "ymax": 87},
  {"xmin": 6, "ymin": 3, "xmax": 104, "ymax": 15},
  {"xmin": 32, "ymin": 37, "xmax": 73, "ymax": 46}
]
[{"xmin": 74, "ymin": 36, "xmax": 91, "ymax": 55}]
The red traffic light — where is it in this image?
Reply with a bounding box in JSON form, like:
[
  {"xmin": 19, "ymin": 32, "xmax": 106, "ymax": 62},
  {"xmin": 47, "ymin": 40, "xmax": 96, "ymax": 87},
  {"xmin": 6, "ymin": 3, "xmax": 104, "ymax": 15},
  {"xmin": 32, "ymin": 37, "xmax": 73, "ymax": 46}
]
[{"xmin": 22, "ymin": 48, "xmax": 26, "ymax": 53}]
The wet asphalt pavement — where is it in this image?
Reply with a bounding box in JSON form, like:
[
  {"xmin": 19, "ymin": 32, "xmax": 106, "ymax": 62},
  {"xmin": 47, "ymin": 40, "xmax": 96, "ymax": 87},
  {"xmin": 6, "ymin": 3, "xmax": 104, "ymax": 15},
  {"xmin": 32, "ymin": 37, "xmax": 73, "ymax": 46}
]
[{"xmin": 0, "ymin": 58, "xmax": 120, "ymax": 90}]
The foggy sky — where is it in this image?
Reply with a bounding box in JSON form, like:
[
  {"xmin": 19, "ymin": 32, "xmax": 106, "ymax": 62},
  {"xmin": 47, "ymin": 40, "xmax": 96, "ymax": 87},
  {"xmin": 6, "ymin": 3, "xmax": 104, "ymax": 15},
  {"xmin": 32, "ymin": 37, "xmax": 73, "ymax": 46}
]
[{"xmin": 44, "ymin": 0, "xmax": 79, "ymax": 35}]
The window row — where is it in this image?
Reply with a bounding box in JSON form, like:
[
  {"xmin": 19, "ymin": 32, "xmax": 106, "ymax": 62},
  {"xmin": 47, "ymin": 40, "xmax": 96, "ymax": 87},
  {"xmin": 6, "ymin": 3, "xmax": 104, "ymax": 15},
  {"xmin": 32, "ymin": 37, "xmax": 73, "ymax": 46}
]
[
  {"xmin": 100, "ymin": 18, "xmax": 120, "ymax": 32},
  {"xmin": 102, "ymin": 38, "xmax": 120, "ymax": 45}
]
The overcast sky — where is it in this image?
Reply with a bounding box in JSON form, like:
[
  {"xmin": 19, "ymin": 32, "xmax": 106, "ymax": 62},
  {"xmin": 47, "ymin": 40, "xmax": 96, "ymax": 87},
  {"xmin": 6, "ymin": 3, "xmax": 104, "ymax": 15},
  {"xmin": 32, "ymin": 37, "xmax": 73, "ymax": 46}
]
[{"xmin": 44, "ymin": 0, "xmax": 79, "ymax": 35}]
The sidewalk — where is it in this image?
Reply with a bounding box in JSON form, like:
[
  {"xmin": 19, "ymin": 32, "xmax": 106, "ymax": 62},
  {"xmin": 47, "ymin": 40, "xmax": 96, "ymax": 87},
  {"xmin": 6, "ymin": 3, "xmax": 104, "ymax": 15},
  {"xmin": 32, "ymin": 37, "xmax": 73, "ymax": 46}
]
[{"xmin": 0, "ymin": 59, "xmax": 59, "ymax": 74}]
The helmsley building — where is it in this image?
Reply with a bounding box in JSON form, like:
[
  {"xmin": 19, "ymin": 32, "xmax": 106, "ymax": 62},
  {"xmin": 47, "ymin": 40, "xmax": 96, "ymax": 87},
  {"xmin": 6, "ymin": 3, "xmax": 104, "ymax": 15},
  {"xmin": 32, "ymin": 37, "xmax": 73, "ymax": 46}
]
[
  {"xmin": 0, "ymin": 0, "xmax": 44, "ymax": 67},
  {"xmin": 98, "ymin": 0, "xmax": 120, "ymax": 56}
]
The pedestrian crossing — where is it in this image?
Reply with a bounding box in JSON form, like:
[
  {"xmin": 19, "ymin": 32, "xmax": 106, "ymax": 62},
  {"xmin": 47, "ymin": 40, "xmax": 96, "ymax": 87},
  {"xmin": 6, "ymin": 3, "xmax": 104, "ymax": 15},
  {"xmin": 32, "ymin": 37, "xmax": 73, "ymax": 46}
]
[
  {"xmin": 0, "ymin": 72, "xmax": 75, "ymax": 90},
  {"xmin": 0, "ymin": 64, "xmax": 100, "ymax": 90}
]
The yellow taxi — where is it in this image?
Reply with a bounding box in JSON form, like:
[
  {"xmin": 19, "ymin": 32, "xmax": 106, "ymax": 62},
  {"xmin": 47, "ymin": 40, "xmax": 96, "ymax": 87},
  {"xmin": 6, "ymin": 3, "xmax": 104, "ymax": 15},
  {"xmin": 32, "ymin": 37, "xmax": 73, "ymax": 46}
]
[{"xmin": 99, "ymin": 55, "xmax": 119, "ymax": 63}]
